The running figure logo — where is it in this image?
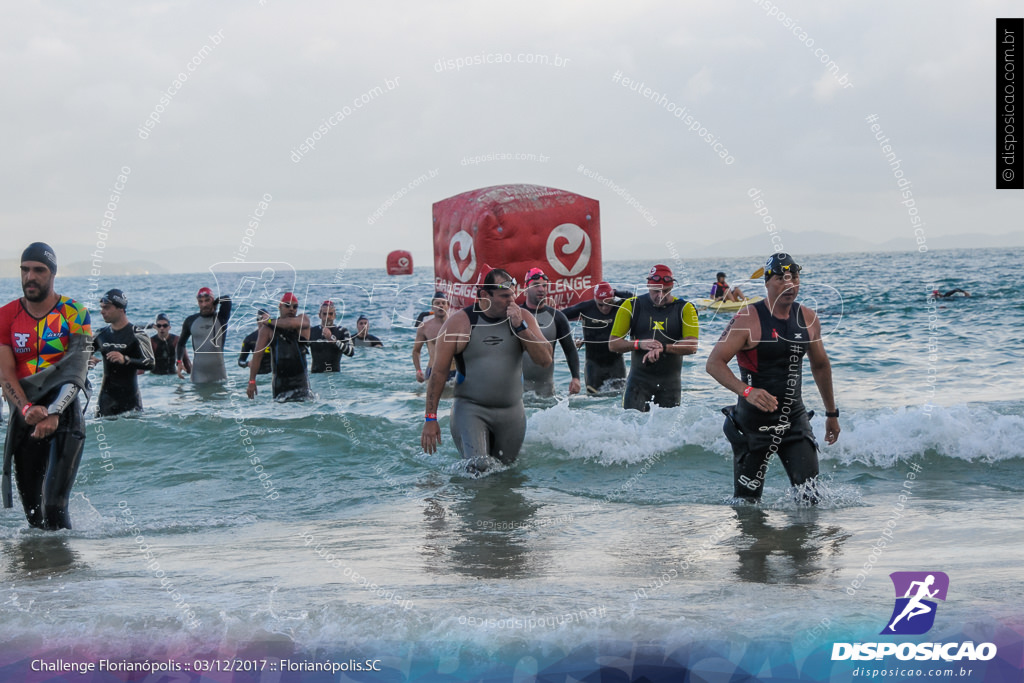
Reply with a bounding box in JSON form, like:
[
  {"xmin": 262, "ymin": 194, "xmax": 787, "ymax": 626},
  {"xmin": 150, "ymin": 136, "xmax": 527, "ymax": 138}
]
[{"xmin": 881, "ymin": 571, "xmax": 949, "ymax": 635}]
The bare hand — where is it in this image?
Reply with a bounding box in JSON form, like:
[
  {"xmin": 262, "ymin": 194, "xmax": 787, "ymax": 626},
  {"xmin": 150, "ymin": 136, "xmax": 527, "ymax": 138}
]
[
  {"xmin": 24, "ymin": 405, "xmax": 48, "ymax": 426},
  {"xmin": 824, "ymin": 417, "xmax": 840, "ymax": 444},
  {"xmin": 416, "ymin": 370, "xmax": 425, "ymax": 383},
  {"xmin": 642, "ymin": 348, "xmax": 662, "ymax": 364},
  {"xmin": 106, "ymin": 351, "xmax": 126, "ymax": 364},
  {"xmin": 246, "ymin": 382, "xmax": 257, "ymax": 399},
  {"xmin": 569, "ymin": 378, "xmax": 581, "ymax": 395},
  {"xmin": 30, "ymin": 414, "xmax": 59, "ymax": 439},
  {"xmin": 176, "ymin": 362, "xmax": 187, "ymax": 379},
  {"xmin": 744, "ymin": 387, "xmax": 778, "ymax": 413},
  {"xmin": 421, "ymin": 421, "xmax": 441, "ymax": 454}
]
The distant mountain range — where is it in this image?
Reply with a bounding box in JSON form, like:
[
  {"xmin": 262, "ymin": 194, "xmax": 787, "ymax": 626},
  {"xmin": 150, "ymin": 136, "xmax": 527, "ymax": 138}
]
[{"xmin": 2, "ymin": 231, "xmax": 1022, "ymax": 276}]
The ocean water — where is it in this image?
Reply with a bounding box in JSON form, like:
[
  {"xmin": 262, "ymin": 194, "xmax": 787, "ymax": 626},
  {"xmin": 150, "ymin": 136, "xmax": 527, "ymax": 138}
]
[{"xmin": 0, "ymin": 248, "xmax": 1021, "ymax": 682}]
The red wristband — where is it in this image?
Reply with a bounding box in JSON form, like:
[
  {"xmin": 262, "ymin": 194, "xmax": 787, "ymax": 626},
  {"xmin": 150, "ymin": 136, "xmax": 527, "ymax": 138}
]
[
  {"xmin": 21, "ymin": 403, "xmax": 33, "ymax": 417},
  {"xmin": 742, "ymin": 386, "xmax": 753, "ymax": 397},
  {"xmin": 634, "ymin": 340, "xmax": 640, "ymax": 351},
  {"xmin": 425, "ymin": 413, "xmax": 437, "ymax": 422},
  {"xmin": 248, "ymin": 380, "xmax": 256, "ymax": 385}
]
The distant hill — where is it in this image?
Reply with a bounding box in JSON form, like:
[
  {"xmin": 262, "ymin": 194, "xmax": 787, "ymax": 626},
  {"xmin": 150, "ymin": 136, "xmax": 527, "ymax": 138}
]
[
  {"xmin": 3, "ymin": 231, "xmax": 1022, "ymax": 275},
  {"xmin": 0, "ymin": 259, "xmax": 168, "ymax": 278}
]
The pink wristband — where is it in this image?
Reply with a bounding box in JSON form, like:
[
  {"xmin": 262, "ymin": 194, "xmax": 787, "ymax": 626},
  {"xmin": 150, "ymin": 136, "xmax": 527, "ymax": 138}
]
[{"xmin": 21, "ymin": 403, "xmax": 33, "ymax": 417}]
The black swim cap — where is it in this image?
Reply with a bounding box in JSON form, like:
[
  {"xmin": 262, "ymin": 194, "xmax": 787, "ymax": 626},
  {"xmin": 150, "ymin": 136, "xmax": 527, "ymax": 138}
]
[
  {"xmin": 101, "ymin": 289, "xmax": 128, "ymax": 309},
  {"xmin": 21, "ymin": 242, "xmax": 57, "ymax": 274},
  {"xmin": 764, "ymin": 253, "xmax": 802, "ymax": 279},
  {"xmin": 155, "ymin": 313, "xmax": 169, "ymax": 322}
]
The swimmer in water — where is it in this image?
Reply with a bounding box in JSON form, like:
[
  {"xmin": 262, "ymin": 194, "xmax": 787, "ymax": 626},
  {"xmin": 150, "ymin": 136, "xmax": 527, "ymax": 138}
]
[
  {"xmin": 246, "ymin": 292, "xmax": 314, "ymax": 402},
  {"xmin": 91, "ymin": 289, "xmax": 155, "ymax": 416},
  {"xmin": 413, "ymin": 292, "xmax": 454, "ymax": 384},
  {"xmin": 419, "ymin": 268, "xmax": 552, "ymax": 467},
  {"xmin": 609, "ymin": 264, "xmax": 699, "ymax": 411},
  {"xmin": 308, "ymin": 300, "xmax": 354, "ymax": 373},
  {"xmin": 352, "ymin": 315, "xmax": 384, "ymax": 348},
  {"xmin": 520, "ymin": 268, "xmax": 581, "ymax": 397},
  {"xmin": 561, "ymin": 282, "xmax": 630, "ymax": 394},
  {"xmin": 176, "ymin": 287, "xmax": 231, "ymax": 383},
  {"xmin": 148, "ymin": 313, "xmax": 188, "ymax": 375},
  {"xmin": 706, "ymin": 253, "xmax": 840, "ymax": 504}
]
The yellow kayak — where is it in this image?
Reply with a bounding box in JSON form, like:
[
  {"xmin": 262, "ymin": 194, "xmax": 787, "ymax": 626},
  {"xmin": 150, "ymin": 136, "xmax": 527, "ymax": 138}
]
[{"xmin": 693, "ymin": 296, "xmax": 763, "ymax": 313}]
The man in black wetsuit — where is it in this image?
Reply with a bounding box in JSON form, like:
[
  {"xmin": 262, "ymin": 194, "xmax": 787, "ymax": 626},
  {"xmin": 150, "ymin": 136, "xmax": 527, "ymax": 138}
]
[
  {"xmin": 308, "ymin": 300, "xmax": 354, "ymax": 373},
  {"xmin": 92, "ymin": 289, "xmax": 155, "ymax": 416},
  {"xmin": 706, "ymin": 253, "xmax": 840, "ymax": 504},
  {"xmin": 561, "ymin": 281, "xmax": 630, "ymax": 394},
  {"xmin": 238, "ymin": 310, "xmax": 272, "ymax": 376},
  {"xmin": 246, "ymin": 292, "xmax": 313, "ymax": 402},
  {"xmin": 609, "ymin": 264, "xmax": 699, "ymax": 411},
  {"xmin": 353, "ymin": 315, "xmax": 384, "ymax": 348},
  {"xmin": 149, "ymin": 313, "xmax": 186, "ymax": 375},
  {"xmin": 176, "ymin": 287, "xmax": 231, "ymax": 384},
  {"xmin": 521, "ymin": 268, "xmax": 581, "ymax": 397}
]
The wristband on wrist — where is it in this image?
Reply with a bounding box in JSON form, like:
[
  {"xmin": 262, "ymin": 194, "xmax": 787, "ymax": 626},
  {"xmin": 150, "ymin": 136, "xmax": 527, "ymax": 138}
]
[
  {"xmin": 634, "ymin": 340, "xmax": 640, "ymax": 351},
  {"xmin": 514, "ymin": 321, "xmax": 528, "ymax": 333},
  {"xmin": 425, "ymin": 413, "xmax": 438, "ymax": 422},
  {"xmin": 248, "ymin": 380, "xmax": 256, "ymax": 385},
  {"xmin": 21, "ymin": 403, "xmax": 33, "ymax": 417},
  {"xmin": 825, "ymin": 409, "xmax": 839, "ymax": 418},
  {"xmin": 742, "ymin": 386, "xmax": 753, "ymax": 398}
]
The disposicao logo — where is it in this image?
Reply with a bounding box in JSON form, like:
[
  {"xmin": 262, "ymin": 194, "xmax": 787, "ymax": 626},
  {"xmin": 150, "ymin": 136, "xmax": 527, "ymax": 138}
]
[
  {"xmin": 882, "ymin": 571, "xmax": 948, "ymax": 635},
  {"xmin": 832, "ymin": 571, "xmax": 997, "ymax": 662}
]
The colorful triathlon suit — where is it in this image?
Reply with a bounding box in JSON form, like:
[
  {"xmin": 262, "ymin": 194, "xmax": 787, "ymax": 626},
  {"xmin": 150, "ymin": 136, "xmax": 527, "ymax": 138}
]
[
  {"xmin": 611, "ymin": 293, "xmax": 699, "ymax": 411},
  {"xmin": 520, "ymin": 303, "xmax": 579, "ymax": 397},
  {"xmin": 94, "ymin": 323, "xmax": 155, "ymax": 416},
  {"xmin": 0, "ymin": 295, "xmax": 91, "ymax": 529},
  {"xmin": 450, "ymin": 305, "xmax": 527, "ymax": 465},
  {"xmin": 307, "ymin": 325, "xmax": 354, "ymax": 373},
  {"xmin": 561, "ymin": 298, "xmax": 626, "ymax": 393},
  {"xmin": 723, "ymin": 299, "xmax": 819, "ymax": 502},
  {"xmin": 176, "ymin": 297, "xmax": 231, "ymax": 383}
]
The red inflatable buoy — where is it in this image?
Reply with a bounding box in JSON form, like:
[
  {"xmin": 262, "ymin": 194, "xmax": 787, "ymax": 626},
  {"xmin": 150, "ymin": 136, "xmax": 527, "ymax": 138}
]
[
  {"xmin": 432, "ymin": 185, "xmax": 602, "ymax": 308},
  {"xmin": 386, "ymin": 250, "xmax": 413, "ymax": 275}
]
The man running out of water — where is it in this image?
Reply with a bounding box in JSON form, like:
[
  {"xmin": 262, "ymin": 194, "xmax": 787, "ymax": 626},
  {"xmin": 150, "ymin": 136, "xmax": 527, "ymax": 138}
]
[
  {"xmin": 419, "ymin": 269, "xmax": 552, "ymax": 467},
  {"xmin": 705, "ymin": 253, "xmax": 840, "ymax": 503}
]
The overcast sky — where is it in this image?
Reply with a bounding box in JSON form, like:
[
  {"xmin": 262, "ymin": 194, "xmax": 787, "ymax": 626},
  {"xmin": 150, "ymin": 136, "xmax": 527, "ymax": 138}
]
[{"xmin": 1, "ymin": 0, "xmax": 1020, "ymax": 272}]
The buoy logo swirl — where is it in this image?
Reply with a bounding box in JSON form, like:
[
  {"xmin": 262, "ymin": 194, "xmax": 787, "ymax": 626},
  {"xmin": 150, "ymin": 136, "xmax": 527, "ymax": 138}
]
[
  {"xmin": 449, "ymin": 231, "xmax": 476, "ymax": 282},
  {"xmin": 546, "ymin": 223, "xmax": 591, "ymax": 277}
]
